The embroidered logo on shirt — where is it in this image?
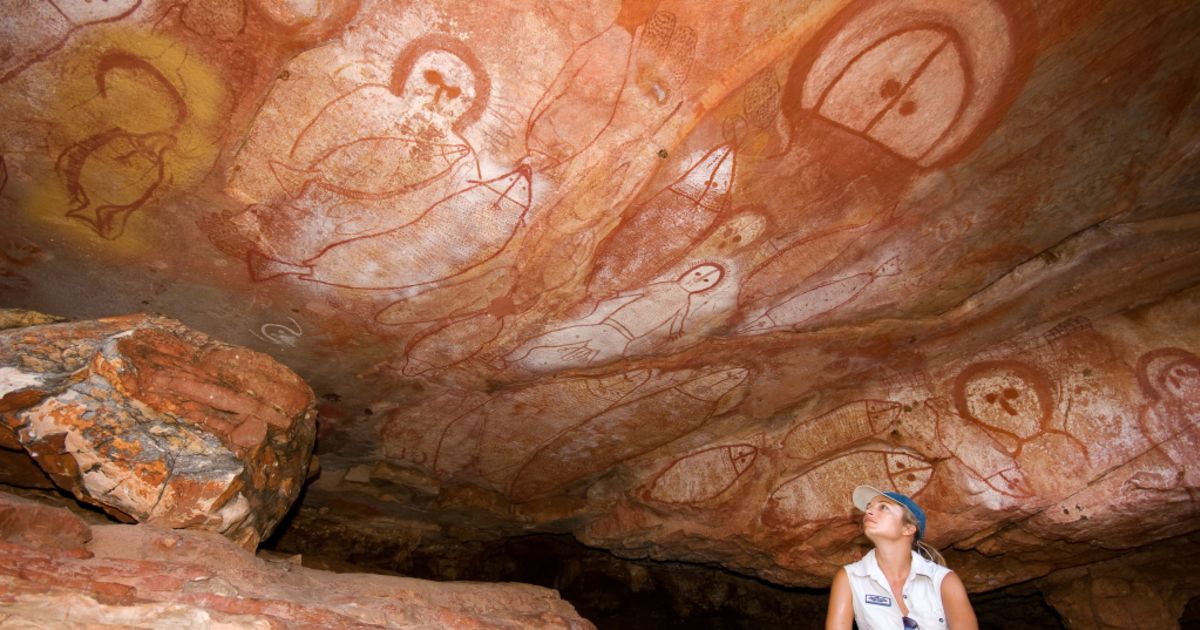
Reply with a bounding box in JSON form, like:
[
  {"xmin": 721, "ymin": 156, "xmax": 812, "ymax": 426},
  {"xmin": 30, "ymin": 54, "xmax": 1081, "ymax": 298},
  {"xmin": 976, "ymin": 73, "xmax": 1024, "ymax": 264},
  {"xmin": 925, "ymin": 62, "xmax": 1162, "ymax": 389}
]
[{"xmin": 864, "ymin": 594, "xmax": 892, "ymax": 607}]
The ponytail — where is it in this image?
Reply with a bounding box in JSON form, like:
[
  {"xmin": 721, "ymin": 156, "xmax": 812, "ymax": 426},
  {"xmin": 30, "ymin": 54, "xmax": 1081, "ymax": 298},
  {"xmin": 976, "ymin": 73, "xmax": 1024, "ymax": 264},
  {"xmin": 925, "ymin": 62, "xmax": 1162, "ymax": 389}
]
[{"xmin": 914, "ymin": 540, "xmax": 946, "ymax": 566}]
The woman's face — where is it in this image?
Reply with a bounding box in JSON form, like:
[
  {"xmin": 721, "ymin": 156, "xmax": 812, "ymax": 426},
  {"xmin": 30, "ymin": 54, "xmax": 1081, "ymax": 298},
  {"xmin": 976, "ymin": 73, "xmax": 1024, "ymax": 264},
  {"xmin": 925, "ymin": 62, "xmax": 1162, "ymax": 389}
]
[{"xmin": 862, "ymin": 496, "xmax": 916, "ymax": 542}]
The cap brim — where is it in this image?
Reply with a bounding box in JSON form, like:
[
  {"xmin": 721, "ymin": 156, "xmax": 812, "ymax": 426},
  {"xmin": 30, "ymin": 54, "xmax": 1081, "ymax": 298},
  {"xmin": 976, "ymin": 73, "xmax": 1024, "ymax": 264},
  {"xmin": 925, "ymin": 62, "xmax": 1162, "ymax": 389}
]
[{"xmin": 852, "ymin": 485, "xmax": 886, "ymax": 512}]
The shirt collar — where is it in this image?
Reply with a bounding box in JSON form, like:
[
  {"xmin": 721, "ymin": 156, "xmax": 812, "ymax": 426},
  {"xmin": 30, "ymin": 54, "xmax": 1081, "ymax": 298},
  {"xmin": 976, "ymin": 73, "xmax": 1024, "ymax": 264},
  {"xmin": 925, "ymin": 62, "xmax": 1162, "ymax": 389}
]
[{"xmin": 852, "ymin": 549, "xmax": 935, "ymax": 582}]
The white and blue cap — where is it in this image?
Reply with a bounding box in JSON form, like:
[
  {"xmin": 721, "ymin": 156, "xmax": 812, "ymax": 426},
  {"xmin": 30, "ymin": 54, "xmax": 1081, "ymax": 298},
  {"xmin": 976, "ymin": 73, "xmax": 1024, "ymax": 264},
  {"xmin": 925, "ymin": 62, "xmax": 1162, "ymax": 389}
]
[{"xmin": 853, "ymin": 485, "xmax": 926, "ymax": 541}]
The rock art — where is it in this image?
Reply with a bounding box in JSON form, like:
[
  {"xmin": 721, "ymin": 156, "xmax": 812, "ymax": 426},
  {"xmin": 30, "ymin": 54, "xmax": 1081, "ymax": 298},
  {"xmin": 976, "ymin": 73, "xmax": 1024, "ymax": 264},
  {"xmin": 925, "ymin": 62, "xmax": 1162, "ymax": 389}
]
[
  {"xmin": 0, "ymin": 0, "xmax": 1198, "ymax": 600},
  {"xmin": 763, "ymin": 443, "xmax": 933, "ymax": 528},
  {"xmin": 251, "ymin": 165, "xmax": 533, "ymax": 293},
  {"xmin": 587, "ymin": 143, "xmax": 736, "ymax": 298},
  {"xmin": 509, "ymin": 262, "xmax": 729, "ymax": 372},
  {"xmin": 428, "ymin": 368, "xmax": 655, "ymax": 487},
  {"xmin": 735, "ymin": 256, "xmax": 901, "ymax": 334},
  {"xmin": 526, "ymin": 7, "xmax": 694, "ymax": 169},
  {"xmin": 1137, "ymin": 347, "xmax": 1200, "ymax": 485},
  {"xmin": 792, "ymin": 0, "xmax": 1031, "ymax": 167},
  {"xmin": 642, "ymin": 443, "xmax": 758, "ymax": 506},
  {"xmin": 509, "ymin": 366, "xmax": 749, "ymax": 501},
  {"xmin": 780, "ymin": 399, "xmax": 901, "ymax": 461},
  {"xmin": 2, "ymin": 0, "xmax": 142, "ymax": 84}
]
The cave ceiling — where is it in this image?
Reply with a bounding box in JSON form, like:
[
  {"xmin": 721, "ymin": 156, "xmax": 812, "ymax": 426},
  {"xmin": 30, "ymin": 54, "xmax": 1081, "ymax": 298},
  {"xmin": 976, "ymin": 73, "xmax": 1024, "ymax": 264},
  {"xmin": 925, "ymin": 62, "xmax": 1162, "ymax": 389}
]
[{"xmin": 2, "ymin": 0, "xmax": 1199, "ymax": 590}]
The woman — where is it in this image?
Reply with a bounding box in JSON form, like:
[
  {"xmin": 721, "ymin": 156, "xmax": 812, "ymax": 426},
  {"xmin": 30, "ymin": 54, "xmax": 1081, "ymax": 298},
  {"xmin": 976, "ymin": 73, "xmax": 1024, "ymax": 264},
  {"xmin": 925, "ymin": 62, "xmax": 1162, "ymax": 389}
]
[{"xmin": 825, "ymin": 486, "xmax": 978, "ymax": 629}]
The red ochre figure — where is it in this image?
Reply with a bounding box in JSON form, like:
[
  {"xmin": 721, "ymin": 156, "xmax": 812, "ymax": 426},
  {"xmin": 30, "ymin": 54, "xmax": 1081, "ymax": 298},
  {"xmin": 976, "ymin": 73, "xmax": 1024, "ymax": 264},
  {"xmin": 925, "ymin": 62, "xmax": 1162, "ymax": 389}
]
[
  {"xmin": 735, "ymin": 256, "xmax": 900, "ymax": 335},
  {"xmin": 267, "ymin": 50, "xmax": 479, "ymax": 201},
  {"xmin": 1137, "ymin": 348, "xmax": 1200, "ymax": 485},
  {"xmin": 644, "ymin": 443, "xmax": 758, "ymax": 505},
  {"xmin": 508, "ymin": 262, "xmax": 725, "ymax": 372},
  {"xmin": 525, "ymin": 3, "xmax": 694, "ymax": 168},
  {"xmin": 58, "ymin": 129, "xmax": 175, "ymax": 240},
  {"xmin": 764, "ymin": 445, "xmax": 932, "ymax": 527},
  {"xmin": 2, "ymin": 0, "xmax": 142, "ymax": 84},
  {"xmin": 56, "ymin": 51, "xmax": 188, "ymax": 240},
  {"xmin": 508, "ymin": 366, "xmax": 749, "ymax": 501},
  {"xmin": 587, "ymin": 143, "xmax": 736, "ymax": 298},
  {"xmin": 249, "ymin": 165, "xmax": 532, "ymax": 291}
]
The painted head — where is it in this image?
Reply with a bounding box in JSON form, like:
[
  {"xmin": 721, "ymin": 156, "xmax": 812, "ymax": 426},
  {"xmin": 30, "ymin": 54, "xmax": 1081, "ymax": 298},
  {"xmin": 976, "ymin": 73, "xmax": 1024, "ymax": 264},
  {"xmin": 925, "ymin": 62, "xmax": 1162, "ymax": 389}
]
[
  {"xmin": 390, "ymin": 35, "xmax": 490, "ymax": 131},
  {"xmin": 853, "ymin": 484, "xmax": 926, "ymax": 543},
  {"xmin": 1138, "ymin": 347, "xmax": 1200, "ymax": 404},
  {"xmin": 677, "ymin": 263, "xmax": 725, "ymax": 293}
]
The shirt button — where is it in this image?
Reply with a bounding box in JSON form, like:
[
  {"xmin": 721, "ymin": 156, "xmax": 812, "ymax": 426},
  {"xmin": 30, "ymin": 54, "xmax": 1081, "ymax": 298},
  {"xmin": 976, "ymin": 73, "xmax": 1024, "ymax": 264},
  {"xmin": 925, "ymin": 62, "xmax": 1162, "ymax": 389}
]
[{"xmin": 903, "ymin": 595, "xmax": 908, "ymax": 599}]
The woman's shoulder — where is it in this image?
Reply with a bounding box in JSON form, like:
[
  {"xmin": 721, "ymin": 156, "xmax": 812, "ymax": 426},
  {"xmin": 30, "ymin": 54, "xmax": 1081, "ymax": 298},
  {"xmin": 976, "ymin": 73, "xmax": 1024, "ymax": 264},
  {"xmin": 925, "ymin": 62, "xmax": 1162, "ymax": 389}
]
[{"xmin": 913, "ymin": 551, "xmax": 953, "ymax": 582}]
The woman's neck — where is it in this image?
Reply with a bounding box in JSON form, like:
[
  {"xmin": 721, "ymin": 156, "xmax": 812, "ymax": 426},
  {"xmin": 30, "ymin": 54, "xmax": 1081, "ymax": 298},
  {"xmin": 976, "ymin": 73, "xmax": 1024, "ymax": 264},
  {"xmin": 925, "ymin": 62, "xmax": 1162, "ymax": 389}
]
[{"xmin": 874, "ymin": 540, "xmax": 914, "ymax": 580}]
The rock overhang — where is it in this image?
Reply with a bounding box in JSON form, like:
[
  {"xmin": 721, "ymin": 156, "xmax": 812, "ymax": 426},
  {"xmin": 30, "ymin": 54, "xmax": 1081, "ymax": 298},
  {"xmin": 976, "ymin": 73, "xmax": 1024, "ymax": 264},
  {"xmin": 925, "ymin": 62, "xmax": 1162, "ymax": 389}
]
[{"xmin": 0, "ymin": 0, "xmax": 1197, "ymax": 596}]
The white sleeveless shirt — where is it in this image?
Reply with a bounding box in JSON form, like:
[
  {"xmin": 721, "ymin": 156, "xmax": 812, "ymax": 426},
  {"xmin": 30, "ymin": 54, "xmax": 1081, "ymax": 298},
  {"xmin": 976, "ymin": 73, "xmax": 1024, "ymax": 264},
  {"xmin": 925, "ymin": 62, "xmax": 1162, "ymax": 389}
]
[{"xmin": 845, "ymin": 549, "xmax": 951, "ymax": 630}]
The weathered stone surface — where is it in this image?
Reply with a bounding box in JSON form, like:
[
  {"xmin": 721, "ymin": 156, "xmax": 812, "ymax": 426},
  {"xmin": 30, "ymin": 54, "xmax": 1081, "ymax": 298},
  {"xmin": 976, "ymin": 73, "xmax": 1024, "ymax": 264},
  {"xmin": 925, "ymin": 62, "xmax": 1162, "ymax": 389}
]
[
  {"xmin": 578, "ymin": 289, "xmax": 1200, "ymax": 588},
  {"xmin": 0, "ymin": 0, "xmax": 1198, "ymax": 599},
  {"xmin": 0, "ymin": 314, "xmax": 316, "ymax": 548},
  {"xmin": 286, "ymin": 287, "xmax": 1200, "ymax": 594},
  {"xmin": 0, "ymin": 308, "xmax": 64, "ymax": 331},
  {"xmin": 0, "ymin": 490, "xmax": 91, "ymax": 554},
  {"xmin": 0, "ymin": 492, "xmax": 593, "ymax": 629},
  {"xmin": 1037, "ymin": 534, "xmax": 1200, "ymax": 630}
]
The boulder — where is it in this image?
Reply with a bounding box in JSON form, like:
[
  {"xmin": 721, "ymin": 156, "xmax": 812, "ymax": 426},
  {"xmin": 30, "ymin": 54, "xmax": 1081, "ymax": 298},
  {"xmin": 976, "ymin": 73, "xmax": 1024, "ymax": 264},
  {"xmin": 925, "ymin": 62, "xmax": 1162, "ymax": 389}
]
[
  {"xmin": 0, "ymin": 491, "xmax": 593, "ymax": 629},
  {"xmin": 0, "ymin": 313, "xmax": 316, "ymax": 548}
]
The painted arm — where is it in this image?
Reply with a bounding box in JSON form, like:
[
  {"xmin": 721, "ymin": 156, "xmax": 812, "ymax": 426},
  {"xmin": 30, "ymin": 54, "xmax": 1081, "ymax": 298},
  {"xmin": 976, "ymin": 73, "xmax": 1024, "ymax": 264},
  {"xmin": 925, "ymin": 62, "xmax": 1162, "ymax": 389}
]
[
  {"xmin": 668, "ymin": 306, "xmax": 688, "ymax": 339},
  {"xmin": 825, "ymin": 568, "xmax": 854, "ymax": 630},
  {"xmin": 941, "ymin": 571, "xmax": 979, "ymax": 630}
]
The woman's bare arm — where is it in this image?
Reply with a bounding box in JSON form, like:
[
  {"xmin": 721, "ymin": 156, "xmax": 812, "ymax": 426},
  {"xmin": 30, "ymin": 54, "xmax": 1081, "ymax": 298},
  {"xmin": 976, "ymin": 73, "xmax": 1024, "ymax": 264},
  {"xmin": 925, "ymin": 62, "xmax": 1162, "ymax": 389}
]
[
  {"xmin": 941, "ymin": 571, "xmax": 979, "ymax": 630},
  {"xmin": 825, "ymin": 567, "xmax": 854, "ymax": 630}
]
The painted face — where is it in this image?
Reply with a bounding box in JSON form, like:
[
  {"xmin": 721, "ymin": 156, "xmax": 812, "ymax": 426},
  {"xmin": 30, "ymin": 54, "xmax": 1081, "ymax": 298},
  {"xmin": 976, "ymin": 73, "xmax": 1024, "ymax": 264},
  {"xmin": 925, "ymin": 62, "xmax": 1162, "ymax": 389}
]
[
  {"xmin": 713, "ymin": 213, "xmax": 766, "ymax": 255},
  {"xmin": 678, "ymin": 263, "xmax": 724, "ymax": 292},
  {"xmin": 954, "ymin": 361, "xmax": 1053, "ymax": 440},
  {"xmin": 1158, "ymin": 357, "xmax": 1200, "ymax": 402},
  {"xmin": 402, "ymin": 50, "xmax": 477, "ymax": 121},
  {"xmin": 1137, "ymin": 348, "xmax": 1200, "ymax": 407}
]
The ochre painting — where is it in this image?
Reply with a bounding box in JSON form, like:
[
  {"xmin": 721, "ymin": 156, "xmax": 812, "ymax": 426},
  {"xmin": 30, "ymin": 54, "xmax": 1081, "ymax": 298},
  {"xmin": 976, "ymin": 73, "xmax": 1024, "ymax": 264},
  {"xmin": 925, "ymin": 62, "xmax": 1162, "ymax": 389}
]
[{"xmin": 2, "ymin": 0, "xmax": 1199, "ymax": 596}]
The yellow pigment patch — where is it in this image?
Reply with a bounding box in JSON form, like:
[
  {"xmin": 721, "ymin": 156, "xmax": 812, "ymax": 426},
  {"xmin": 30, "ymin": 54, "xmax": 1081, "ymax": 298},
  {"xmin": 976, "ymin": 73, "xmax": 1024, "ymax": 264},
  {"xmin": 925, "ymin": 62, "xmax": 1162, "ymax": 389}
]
[{"xmin": 21, "ymin": 26, "xmax": 226, "ymax": 248}]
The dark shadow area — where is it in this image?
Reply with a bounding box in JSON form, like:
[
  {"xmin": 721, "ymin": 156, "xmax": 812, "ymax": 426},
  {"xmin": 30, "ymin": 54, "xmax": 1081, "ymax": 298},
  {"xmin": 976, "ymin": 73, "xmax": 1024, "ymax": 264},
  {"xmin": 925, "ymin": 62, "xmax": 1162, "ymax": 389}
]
[
  {"xmin": 410, "ymin": 534, "xmax": 829, "ymax": 630},
  {"xmin": 1182, "ymin": 595, "xmax": 1200, "ymax": 630},
  {"xmin": 0, "ymin": 482, "xmax": 120, "ymax": 525},
  {"xmin": 973, "ymin": 584, "xmax": 1066, "ymax": 630},
  {"xmin": 267, "ymin": 524, "xmax": 1067, "ymax": 630}
]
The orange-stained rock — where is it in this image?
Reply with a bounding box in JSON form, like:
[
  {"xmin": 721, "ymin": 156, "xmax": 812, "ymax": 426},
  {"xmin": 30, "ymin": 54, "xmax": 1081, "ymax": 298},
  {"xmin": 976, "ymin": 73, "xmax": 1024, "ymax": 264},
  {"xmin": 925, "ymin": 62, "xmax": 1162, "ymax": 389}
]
[
  {"xmin": 0, "ymin": 0, "xmax": 1199, "ymax": 599},
  {"xmin": 0, "ymin": 313, "xmax": 316, "ymax": 548},
  {"xmin": 578, "ymin": 290, "xmax": 1200, "ymax": 589},
  {"xmin": 0, "ymin": 491, "xmax": 594, "ymax": 629},
  {"xmin": 0, "ymin": 491, "xmax": 91, "ymax": 554}
]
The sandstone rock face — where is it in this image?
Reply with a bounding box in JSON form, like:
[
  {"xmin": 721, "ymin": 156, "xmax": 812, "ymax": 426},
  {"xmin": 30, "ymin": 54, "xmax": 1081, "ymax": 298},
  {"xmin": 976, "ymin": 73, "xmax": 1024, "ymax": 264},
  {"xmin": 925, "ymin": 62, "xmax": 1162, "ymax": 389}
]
[
  {"xmin": 1037, "ymin": 534, "xmax": 1200, "ymax": 630},
  {"xmin": 579, "ymin": 304, "xmax": 1200, "ymax": 589},
  {"xmin": 0, "ymin": 0, "xmax": 1198, "ymax": 598},
  {"xmin": 0, "ymin": 491, "xmax": 593, "ymax": 629},
  {"xmin": 0, "ymin": 313, "xmax": 316, "ymax": 548}
]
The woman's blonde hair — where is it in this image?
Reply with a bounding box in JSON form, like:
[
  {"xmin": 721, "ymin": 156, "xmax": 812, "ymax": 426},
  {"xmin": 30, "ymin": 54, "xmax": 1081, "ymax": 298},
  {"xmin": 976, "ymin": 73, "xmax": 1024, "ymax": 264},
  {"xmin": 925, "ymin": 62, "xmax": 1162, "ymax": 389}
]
[{"xmin": 900, "ymin": 508, "xmax": 946, "ymax": 566}]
